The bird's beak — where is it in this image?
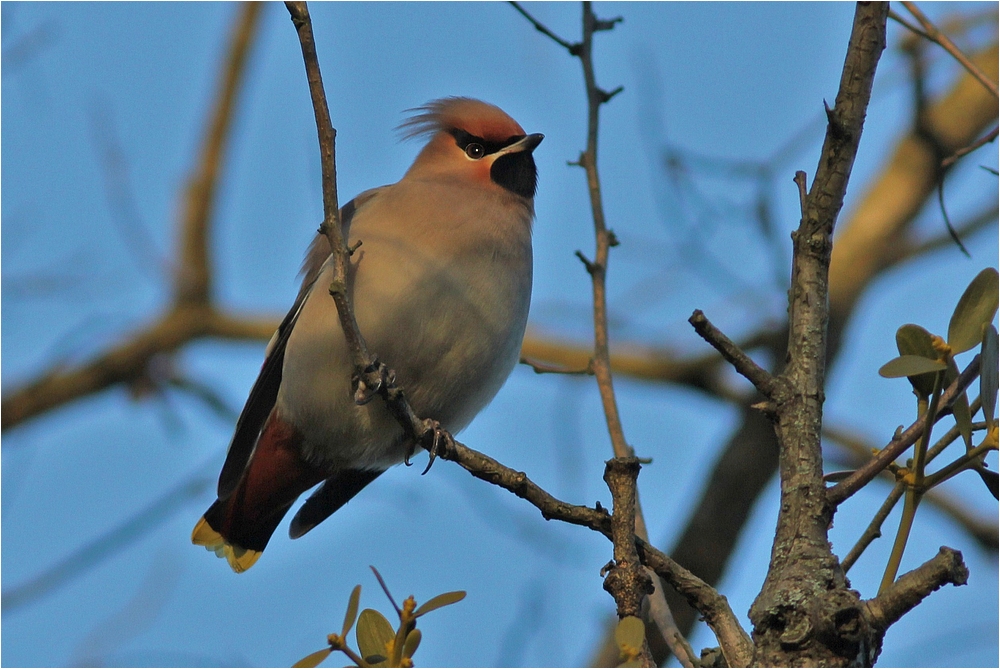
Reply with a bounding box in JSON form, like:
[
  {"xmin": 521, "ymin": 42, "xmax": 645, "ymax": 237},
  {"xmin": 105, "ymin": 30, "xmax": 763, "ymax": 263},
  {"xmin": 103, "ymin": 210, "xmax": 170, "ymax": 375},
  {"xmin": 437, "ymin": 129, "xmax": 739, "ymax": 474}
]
[{"xmin": 497, "ymin": 133, "xmax": 544, "ymax": 157}]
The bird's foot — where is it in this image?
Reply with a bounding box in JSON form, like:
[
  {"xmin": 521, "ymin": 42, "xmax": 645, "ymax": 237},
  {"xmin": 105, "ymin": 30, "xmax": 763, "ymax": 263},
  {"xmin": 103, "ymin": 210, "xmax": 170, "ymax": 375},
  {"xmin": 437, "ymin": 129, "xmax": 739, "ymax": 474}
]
[
  {"xmin": 353, "ymin": 359, "xmax": 388, "ymax": 405},
  {"xmin": 417, "ymin": 419, "xmax": 454, "ymax": 475}
]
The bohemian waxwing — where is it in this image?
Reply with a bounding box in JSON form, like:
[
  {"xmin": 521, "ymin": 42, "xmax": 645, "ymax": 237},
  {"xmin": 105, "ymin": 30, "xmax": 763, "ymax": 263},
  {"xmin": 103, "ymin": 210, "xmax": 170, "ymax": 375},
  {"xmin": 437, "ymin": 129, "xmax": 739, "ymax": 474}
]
[{"xmin": 192, "ymin": 98, "xmax": 542, "ymax": 572}]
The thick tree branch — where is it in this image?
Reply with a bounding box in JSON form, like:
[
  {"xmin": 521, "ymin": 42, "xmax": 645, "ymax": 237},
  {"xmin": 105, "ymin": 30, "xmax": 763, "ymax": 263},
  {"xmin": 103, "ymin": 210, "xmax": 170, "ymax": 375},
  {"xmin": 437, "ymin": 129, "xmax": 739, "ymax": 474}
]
[
  {"xmin": 1, "ymin": 305, "xmax": 281, "ymax": 431},
  {"xmin": 828, "ymin": 41, "xmax": 998, "ymax": 324},
  {"xmin": 176, "ymin": 2, "xmax": 262, "ymax": 305},
  {"xmin": 2, "ymin": 4, "xmax": 267, "ymax": 432},
  {"xmin": 747, "ymin": 4, "xmax": 889, "ymax": 664}
]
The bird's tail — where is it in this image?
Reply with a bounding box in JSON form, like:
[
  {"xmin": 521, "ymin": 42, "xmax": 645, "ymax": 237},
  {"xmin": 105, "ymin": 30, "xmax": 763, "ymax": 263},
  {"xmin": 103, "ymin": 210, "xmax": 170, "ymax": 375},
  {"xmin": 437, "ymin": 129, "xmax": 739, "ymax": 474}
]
[{"xmin": 192, "ymin": 412, "xmax": 327, "ymax": 573}]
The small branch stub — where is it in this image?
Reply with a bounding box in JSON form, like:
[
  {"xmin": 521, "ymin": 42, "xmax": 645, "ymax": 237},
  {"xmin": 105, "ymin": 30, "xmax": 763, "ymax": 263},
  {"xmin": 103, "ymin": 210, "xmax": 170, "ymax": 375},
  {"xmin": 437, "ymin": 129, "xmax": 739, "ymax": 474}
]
[
  {"xmin": 864, "ymin": 547, "xmax": 968, "ymax": 639},
  {"xmin": 602, "ymin": 458, "xmax": 654, "ymax": 619}
]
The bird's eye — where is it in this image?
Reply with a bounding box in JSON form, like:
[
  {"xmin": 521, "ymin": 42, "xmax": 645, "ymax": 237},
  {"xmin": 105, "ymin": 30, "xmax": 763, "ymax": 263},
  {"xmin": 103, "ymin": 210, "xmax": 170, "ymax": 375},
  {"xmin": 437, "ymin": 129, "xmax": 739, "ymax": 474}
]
[{"xmin": 465, "ymin": 143, "xmax": 485, "ymax": 159}]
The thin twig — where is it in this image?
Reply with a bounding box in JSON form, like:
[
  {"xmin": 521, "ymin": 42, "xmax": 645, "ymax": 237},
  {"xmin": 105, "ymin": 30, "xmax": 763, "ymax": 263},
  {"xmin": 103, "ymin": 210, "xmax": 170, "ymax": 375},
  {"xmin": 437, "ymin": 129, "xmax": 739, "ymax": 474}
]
[
  {"xmin": 570, "ymin": 5, "xmax": 700, "ymax": 664},
  {"xmin": 688, "ymin": 310, "xmax": 776, "ymax": 397},
  {"xmin": 827, "ymin": 354, "xmax": 982, "ymax": 506},
  {"xmin": 507, "ymin": 1, "xmax": 579, "ymax": 54},
  {"xmin": 427, "ymin": 433, "xmax": 752, "ymax": 666},
  {"xmin": 941, "ymin": 125, "xmax": 998, "ymax": 168},
  {"xmin": 2, "ymin": 464, "xmax": 214, "ymax": 612},
  {"xmin": 519, "ymin": 356, "xmax": 593, "ymax": 376},
  {"xmin": 284, "ymin": 2, "xmax": 370, "ymax": 378},
  {"xmin": 901, "ymin": 1, "xmax": 998, "ymax": 99},
  {"xmin": 825, "ymin": 414, "xmax": 997, "ymax": 564},
  {"xmin": 887, "ymin": 9, "xmax": 931, "ymax": 41},
  {"xmin": 841, "ymin": 482, "xmax": 905, "ymax": 572},
  {"xmin": 644, "ymin": 570, "xmax": 699, "ymax": 668},
  {"xmin": 575, "ymin": 1, "xmax": 631, "ymax": 463}
]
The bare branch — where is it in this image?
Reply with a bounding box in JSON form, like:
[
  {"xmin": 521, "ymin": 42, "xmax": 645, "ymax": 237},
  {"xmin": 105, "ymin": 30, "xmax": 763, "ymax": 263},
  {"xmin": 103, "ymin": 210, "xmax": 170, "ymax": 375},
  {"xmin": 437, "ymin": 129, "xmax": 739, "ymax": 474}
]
[
  {"xmin": 508, "ymin": 1, "xmax": 579, "ymax": 54},
  {"xmin": 688, "ymin": 310, "xmax": 776, "ymax": 397},
  {"xmin": 427, "ymin": 434, "xmax": 752, "ymax": 666},
  {"xmin": 637, "ymin": 545, "xmax": 754, "ymax": 668},
  {"xmin": 2, "ymin": 466, "xmax": 213, "ymax": 612},
  {"xmin": 901, "ymin": 1, "xmax": 998, "ymax": 99},
  {"xmin": 863, "ymin": 546, "xmax": 968, "ymax": 634},
  {"xmin": 575, "ymin": 1, "xmax": 630, "ymax": 462},
  {"xmin": 941, "ymin": 125, "xmax": 998, "ymax": 168},
  {"xmin": 2, "ymin": 4, "xmax": 269, "ymax": 432},
  {"xmin": 747, "ymin": 4, "xmax": 890, "ymax": 663},
  {"xmin": 602, "ymin": 458, "xmax": 656, "ymax": 666},
  {"xmin": 284, "ymin": 2, "xmax": 369, "ymax": 376},
  {"xmin": 176, "ymin": 2, "xmax": 263, "ymax": 305}
]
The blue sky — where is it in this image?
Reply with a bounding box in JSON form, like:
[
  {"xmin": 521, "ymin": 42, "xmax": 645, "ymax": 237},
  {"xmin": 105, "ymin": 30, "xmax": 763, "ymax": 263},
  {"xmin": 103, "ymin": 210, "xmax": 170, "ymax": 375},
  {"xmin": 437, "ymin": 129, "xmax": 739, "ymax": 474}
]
[{"xmin": 3, "ymin": 2, "xmax": 997, "ymax": 667}]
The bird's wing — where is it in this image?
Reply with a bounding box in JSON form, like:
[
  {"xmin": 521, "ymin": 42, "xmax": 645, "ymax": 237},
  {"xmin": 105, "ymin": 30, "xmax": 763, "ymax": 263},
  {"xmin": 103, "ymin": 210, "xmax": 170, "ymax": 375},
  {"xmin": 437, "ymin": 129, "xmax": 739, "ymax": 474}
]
[
  {"xmin": 296, "ymin": 187, "xmax": 383, "ymax": 303},
  {"xmin": 216, "ymin": 190, "xmax": 382, "ymax": 499},
  {"xmin": 288, "ymin": 468, "xmax": 383, "ymax": 539}
]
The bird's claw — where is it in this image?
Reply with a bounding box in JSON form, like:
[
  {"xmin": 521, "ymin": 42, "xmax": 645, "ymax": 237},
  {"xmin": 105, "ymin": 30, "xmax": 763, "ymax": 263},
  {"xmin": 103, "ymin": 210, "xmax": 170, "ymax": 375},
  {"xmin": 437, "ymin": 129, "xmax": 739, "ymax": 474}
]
[
  {"xmin": 419, "ymin": 419, "xmax": 452, "ymax": 475},
  {"xmin": 353, "ymin": 360, "xmax": 386, "ymax": 405}
]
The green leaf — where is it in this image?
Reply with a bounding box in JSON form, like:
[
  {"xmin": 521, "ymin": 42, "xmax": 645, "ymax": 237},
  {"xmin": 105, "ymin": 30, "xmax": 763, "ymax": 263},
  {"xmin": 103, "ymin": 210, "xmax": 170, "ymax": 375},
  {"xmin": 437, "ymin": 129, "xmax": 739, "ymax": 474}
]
[
  {"xmin": 413, "ymin": 591, "xmax": 466, "ymax": 617},
  {"xmin": 614, "ymin": 616, "xmax": 646, "ymax": 655},
  {"xmin": 402, "ymin": 628, "xmax": 422, "ymax": 659},
  {"xmin": 342, "ymin": 585, "xmax": 362, "ymax": 638},
  {"xmin": 981, "ymin": 324, "xmax": 998, "ymax": 429},
  {"xmin": 896, "ymin": 324, "xmax": 941, "ymax": 396},
  {"xmin": 822, "ymin": 470, "xmax": 856, "ymax": 483},
  {"xmin": 878, "ymin": 355, "xmax": 946, "ymax": 378},
  {"xmin": 947, "ymin": 358, "xmax": 974, "ymax": 450},
  {"xmin": 293, "ymin": 648, "xmax": 332, "ymax": 668},
  {"xmin": 948, "ymin": 268, "xmax": 999, "ymax": 354},
  {"xmin": 976, "ymin": 465, "xmax": 999, "ymax": 500},
  {"xmin": 356, "ymin": 609, "xmax": 394, "ymax": 663}
]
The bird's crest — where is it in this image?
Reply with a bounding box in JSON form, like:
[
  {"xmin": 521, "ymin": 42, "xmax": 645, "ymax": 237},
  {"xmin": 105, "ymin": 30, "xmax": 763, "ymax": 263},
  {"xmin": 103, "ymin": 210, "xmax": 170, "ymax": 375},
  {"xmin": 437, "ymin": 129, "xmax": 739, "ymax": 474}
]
[{"xmin": 399, "ymin": 97, "xmax": 526, "ymax": 143}]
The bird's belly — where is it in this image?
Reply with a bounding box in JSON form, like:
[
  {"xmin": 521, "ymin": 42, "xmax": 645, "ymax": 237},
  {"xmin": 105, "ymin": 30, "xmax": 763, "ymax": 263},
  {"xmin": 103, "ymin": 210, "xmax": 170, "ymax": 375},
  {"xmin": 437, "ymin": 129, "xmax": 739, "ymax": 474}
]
[{"xmin": 278, "ymin": 241, "xmax": 530, "ymax": 468}]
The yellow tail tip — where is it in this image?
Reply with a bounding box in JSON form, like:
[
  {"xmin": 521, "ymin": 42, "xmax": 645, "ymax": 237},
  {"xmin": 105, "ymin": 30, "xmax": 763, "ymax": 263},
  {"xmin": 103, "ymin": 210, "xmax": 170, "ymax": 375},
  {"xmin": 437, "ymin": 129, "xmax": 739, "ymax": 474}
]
[{"xmin": 191, "ymin": 516, "xmax": 262, "ymax": 573}]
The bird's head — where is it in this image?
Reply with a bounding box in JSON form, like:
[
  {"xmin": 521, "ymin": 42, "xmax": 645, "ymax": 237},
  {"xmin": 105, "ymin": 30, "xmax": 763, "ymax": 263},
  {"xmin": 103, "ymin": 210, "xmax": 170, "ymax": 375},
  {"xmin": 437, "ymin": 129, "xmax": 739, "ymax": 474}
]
[{"xmin": 400, "ymin": 97, "xmax": 543, "ymax": 199}]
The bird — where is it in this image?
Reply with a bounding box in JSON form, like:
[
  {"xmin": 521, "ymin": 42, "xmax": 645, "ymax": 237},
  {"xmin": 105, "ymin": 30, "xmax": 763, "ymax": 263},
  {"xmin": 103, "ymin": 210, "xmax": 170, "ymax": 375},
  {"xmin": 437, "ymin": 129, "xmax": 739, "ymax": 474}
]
[{"xmin": 192, "ymin": 97, "xmax": 542, "ymax": 572}]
